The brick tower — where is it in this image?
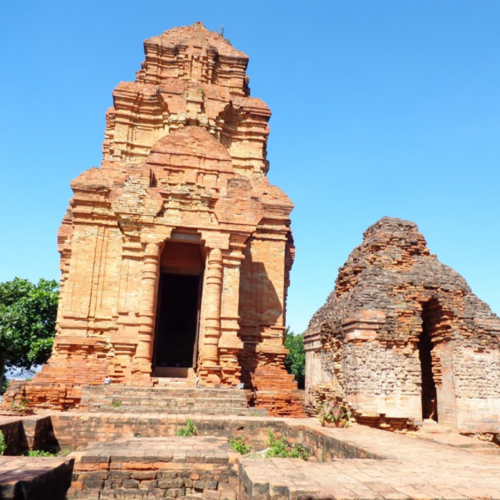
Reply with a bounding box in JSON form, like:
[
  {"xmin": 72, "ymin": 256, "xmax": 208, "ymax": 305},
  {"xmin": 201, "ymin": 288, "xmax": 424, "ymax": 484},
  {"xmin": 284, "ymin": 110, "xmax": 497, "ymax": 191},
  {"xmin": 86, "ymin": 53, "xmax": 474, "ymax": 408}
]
[{"xmin": 3, "ymin": 23, "xmax": 304, "ymax": 417}]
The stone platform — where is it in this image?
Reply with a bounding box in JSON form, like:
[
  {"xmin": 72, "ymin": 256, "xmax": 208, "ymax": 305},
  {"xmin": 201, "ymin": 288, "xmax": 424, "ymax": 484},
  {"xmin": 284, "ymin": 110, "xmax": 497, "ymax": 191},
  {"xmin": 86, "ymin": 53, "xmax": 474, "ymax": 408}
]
[
  {"xmin": 2, "ymin": 412, "xmax": 500, "ymax": 499},
  {"xmin": 69, "ymin": 436, "xmax": 239, "ymax": 499},
  {"xmin": 80, "ymin": 385, "xmax": 267, "ymax": 416},
  {"xmin": 240, "ymin": 423, "xmax": 500, "ymax": 499},
  {"xmin": 0, "ymin": 455, "xmax": 74, "ymax": 500}
]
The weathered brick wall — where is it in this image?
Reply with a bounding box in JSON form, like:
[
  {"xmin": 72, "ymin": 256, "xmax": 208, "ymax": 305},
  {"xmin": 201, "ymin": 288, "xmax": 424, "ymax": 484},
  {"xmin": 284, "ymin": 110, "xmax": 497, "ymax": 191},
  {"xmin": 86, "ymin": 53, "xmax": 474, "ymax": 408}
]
[
  {"xmin": 0, "ymin": 420, "xmax": 26, "ymax": 456},
  {"xmin": 304, "ymin": 217, "xmax": 500, "ymax": 432},
  {"xmin": 341, "ymin": 342, "xmax": 422, "ymax": 420},
  {"xmin": 68, "ymin": 437, "xmax": 239, "ymax": 500},
  {"xmin": 452, "ymin": 345, "xmax": 500, "ymax": 432},
  {"xmin": 49, "ymin": 414, "xmax": 285, "ymax": 451}
]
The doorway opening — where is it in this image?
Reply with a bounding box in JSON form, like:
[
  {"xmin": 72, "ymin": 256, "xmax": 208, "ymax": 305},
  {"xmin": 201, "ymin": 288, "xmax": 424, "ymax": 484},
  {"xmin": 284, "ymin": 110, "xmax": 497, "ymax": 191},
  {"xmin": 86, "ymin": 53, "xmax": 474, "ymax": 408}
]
[
  {"xmin": 419, "ymin": 300, "xmax": 439, "ymax": 422},
  {"xmin": 153, "ymin": 240, "xmax": 204, "ymax": 378}
]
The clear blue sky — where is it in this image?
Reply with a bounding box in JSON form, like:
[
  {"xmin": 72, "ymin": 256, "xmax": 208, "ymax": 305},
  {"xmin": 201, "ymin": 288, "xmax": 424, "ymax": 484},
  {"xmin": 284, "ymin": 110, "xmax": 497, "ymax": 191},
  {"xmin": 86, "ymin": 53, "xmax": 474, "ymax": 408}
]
[{"xmin": 1, "ymin": 1, "xmax": 499, "ymax": 333}]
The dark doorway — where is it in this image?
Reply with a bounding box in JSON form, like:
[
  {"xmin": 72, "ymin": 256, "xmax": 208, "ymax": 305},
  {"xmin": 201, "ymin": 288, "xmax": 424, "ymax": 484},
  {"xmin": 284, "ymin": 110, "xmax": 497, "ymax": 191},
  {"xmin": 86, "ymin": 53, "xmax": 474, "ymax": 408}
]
[
  {"xmin": 419, "ymin": 303, "xmax": 438, "ymax": 421},
  {"xmin": 154, "ymin": 273, "xmax": 200, "ymax": 371},
  {"xmin": 153, "ymin": 239, "xmax": 205, "ymax": 378}
]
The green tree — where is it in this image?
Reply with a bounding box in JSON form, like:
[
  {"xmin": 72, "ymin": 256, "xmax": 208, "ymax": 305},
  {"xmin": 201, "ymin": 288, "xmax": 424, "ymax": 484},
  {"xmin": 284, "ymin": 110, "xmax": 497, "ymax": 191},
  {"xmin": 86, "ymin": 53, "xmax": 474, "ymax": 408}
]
[
  {"xmin": 284, "ymin": 328, "xmax": 305, "ymax": 389},
  {"xmin": 0, "ymin": 278, "xmax": 58, "ymax": 391}
]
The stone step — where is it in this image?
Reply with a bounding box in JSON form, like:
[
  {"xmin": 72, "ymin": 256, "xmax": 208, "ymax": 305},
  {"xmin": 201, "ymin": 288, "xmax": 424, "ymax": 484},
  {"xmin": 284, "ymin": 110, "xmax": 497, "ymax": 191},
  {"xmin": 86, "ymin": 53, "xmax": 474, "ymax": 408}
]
[
  {"xmin": 83, "ymin": 385, "xmax": 249, "ymax": 399},
  {"xmin": 88, "ymin": 399, "xmax": 248, "ymax": 409},
  {"xmin": 79, "ymin": 384, "xmax": 268, "ymax": 416},
  {"xmin": 152, "ymin": 377, "xmax": 194, "ymax": 387},
  {"xmin": 86, "ymin": 405, "xmax": 267, "ymax": 415},
  {"xmin": 95, "ymin": 393, "xmax": 248, "ymax": 403},
  {"xmin": 99, "ymin": 393, "xmax": 246, "ymax": 407},
  {"xmin": 418, "ymin": 419, "xmax": 455, "ymax": 433}
]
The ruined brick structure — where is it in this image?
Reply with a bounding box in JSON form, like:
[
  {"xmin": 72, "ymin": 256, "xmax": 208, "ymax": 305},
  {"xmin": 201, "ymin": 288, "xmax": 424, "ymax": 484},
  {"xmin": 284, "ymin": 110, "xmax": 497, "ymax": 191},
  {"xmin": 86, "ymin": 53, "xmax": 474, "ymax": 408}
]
[
  {"xmin": 304, "ymin": 217, "xmax": 500, "ymax": 432},
  {"xmin": 4, "ymin": 23, "xmax": 303, "ymax": 416}
]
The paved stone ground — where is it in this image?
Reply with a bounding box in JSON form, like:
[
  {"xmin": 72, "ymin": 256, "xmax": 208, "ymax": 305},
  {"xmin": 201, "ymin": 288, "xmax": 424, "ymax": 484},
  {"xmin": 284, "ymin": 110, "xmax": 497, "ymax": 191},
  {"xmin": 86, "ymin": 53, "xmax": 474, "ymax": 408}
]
[{"xmin": 241, "ymin": 422, "xmax": 500, "ymax": 499}]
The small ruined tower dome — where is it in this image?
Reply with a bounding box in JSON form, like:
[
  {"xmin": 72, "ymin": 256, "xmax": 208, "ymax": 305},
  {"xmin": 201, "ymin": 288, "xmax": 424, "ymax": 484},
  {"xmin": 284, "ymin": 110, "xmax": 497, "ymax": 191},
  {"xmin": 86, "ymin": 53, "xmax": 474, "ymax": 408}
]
[{"xmin": 304, "ymin": 216, "xmax": 500, "ymax": 433}]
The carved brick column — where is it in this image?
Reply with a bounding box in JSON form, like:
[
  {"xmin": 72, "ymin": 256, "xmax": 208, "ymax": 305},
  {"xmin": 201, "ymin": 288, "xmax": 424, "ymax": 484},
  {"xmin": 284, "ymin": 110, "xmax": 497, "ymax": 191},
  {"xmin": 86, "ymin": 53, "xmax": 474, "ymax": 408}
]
[
  {"xmin": 200, "ymin": 247, "xmax": 223, "ymax": 385},
  {"xmin": 135, "ymin": 242, "xmax": 161, "ymax": 375},
  {"xmin": 219, "ymin": 239, "xmax": 246, "ymax": 385}
]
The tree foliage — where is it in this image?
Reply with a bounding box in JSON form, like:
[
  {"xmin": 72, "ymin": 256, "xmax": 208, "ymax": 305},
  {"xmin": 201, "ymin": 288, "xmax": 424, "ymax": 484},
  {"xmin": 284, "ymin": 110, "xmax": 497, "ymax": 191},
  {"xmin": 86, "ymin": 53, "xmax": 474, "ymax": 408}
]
[
  {"xmin": 284, "ymin": 328, "xmax": 305, "ymax": 389},
  {"xmin": 0, "ymin": 278, "xmax": 59, "ymax": 389}
]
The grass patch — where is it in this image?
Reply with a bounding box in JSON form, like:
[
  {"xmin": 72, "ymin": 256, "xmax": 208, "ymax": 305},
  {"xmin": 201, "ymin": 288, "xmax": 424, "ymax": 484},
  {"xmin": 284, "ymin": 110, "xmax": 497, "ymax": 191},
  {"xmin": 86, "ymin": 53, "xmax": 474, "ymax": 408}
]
[{"xmin": 24, "ymin": 450, "xmax": 57, "ymax": 457}]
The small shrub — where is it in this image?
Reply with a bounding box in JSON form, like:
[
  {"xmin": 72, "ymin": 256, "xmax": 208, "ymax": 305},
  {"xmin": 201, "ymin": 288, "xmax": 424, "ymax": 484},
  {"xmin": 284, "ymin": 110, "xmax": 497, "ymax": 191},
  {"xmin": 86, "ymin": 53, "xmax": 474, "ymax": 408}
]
[
  {"xmin": 176, "ymin": 418, "xmax": 197, "ymax": 437},
  {"xmin": 229, "ymin": 435, "xmax": 251, "ymax": 454},
  {"xmin": 110, "ymin": 400, "xmax": 122, "ymax": 408},
  {"xmin": 24, "ymin": 449, "xmax": 57, "ymax": 457},
  {"xmin": 265, "ymin": 429, "xmax": 308, "ymax": 460},
  {"xmin": 219, "ymin": 25, "xmax": 232, "ymax": 45},
  {"xmin": 0, "ymin": 430, "xmax": 6, "ymax": 456},
  {"xmin": 11, "ymin": 398, "xmax": 27, "ymax": 410},
  {"xmin": 318, "ymin": 400, "xmax": 351, "ymax": 428},
  {"xmin": 9, "ymin": 397, "xmax": 31, "ymax": 414}
]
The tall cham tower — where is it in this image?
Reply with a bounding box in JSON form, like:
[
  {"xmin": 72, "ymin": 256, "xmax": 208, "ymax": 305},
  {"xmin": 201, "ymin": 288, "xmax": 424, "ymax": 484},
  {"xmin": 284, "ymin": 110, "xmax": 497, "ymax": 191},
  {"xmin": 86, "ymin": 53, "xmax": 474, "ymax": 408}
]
[{"xmin": 6, "ymin": 23, "xmax": 304, "ymax": 416}]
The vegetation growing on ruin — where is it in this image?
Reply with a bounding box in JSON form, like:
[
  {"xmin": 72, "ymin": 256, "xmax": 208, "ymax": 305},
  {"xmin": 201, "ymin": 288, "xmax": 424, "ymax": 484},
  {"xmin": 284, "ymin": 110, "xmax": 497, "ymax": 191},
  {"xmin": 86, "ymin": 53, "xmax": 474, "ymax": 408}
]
[
  {"xmin": 10, "ymin": 397, "xmax": 29, "ymax": 412},
  {"xmin": 24, "ymin": 449, "xmax": 57, "ymax": 457},
  {"xmin": 319, "ymin": 400, "xmax": 351, "ymax": 427},
  {"xmin": 229, "ymin": 435, "xmax": 251, "ymax": 454},
  {"xmin": 0, "ymin": 431, "xmax": 6, "ymax": 456},
  {"xmin": 265, "ymin": 429, "xmax": 309, "ymax": 460},
  {"xmin": 176, "ymin": 418, "xmax": 198, "ymax": 437}
]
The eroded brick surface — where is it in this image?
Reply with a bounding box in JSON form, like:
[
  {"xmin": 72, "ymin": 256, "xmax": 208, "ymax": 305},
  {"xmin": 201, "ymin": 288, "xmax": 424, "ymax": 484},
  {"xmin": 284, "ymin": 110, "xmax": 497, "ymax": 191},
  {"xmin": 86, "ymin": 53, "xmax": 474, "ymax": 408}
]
[
  {"xmin": 304, "ymin": 217, "xmax": 500, "ymax": 432},
  {"xmin": 68, "ymin": 436, "xmax": 239, "ymax": 500},
  {"xmin": 1, "ymin": 22, "xmax": 303, "ymax": 417},
  {"xmin": 0, "ymin": 456, "xmax": 74, "ymax": 500}
]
